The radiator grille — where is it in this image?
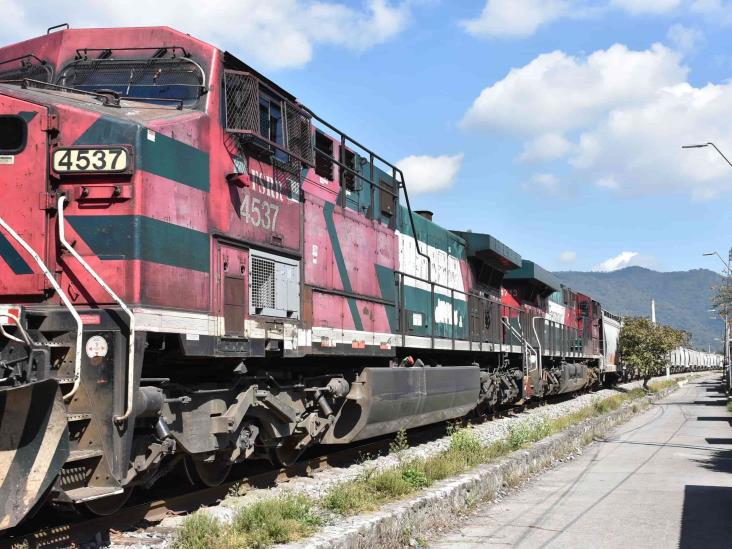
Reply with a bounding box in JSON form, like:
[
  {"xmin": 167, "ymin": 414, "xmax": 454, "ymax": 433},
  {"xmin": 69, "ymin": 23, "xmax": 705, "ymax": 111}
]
[{"xmin": 251, "ymin": 256, "xmax": 276, "ymax": 310}]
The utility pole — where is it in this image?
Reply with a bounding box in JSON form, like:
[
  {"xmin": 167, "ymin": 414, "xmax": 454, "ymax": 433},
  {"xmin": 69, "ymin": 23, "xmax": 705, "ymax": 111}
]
[
  {"xmin": 702, "ymin": 249, "xmax": 731, "ymax": 392},
  {"xmin": 684, "ymin": 143, "xmax": 732, "ymax": 390}
]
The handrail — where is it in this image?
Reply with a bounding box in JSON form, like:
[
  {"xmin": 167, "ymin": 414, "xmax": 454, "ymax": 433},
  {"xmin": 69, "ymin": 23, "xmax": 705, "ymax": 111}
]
[
  {"xmin": 0, "ymin": 211, "xmax": 83, "ymax": 401},
  {"xmin": 0, "ymin": 312, "xmax": 33, "ymax": 346},
  {"xmin": 532, "ymin": 316, "xmax": 543, "ymax": 380},
  {"xmin": 57, "ymin": 195, "xmax": 136, "ymax": 423},
  {"xmin": 502, "ymin": 316, "xmax": 538, "ymax": 374}
]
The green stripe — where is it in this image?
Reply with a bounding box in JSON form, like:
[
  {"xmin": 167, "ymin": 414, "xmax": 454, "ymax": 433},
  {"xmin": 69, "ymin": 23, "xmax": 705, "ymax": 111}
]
[
  {"xmin": 398, "ymin": 205, "xmax": 466, "ymax": 258},
  {"xmin": 0, "ymin": 232, "xmax": 33, "ymax": 274},
  {"xmin": 323, "ymin": 202, "xmax": 363, "ymax": 331},
  {"xmin": 375, "ymin": 264, "xmax": 398, "ymax": 333},
  {"xmin": 75, "ymin": 116, "xmax": 210, "ymax": 191},
  {"xmin": 139, "ymin": 131, "xmax": 209, "ymax": 191},
  {"xmin": 66, "ymin": 215, "xmax": 210, "ymax": 272}
]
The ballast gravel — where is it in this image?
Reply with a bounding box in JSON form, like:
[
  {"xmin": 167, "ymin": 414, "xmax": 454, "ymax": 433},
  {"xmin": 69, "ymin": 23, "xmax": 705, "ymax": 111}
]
[{"xmin": 108, "ymin": 374, "xmax": 689, "ymax": 548}]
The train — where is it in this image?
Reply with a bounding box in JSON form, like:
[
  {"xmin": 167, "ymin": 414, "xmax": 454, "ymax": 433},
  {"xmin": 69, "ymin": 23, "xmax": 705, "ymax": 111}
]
[{"xmin": 0, "ymin": 25, "xmax": 722, "ymax": 530}]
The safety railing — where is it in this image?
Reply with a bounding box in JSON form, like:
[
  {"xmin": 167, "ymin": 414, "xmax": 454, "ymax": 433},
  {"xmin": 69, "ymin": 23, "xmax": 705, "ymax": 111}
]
[
  {"xmin": 223, "ymin": 69, "xmax": 429, "ymax": 277},
  {"xmin": 0, "ymin": 211, "xmax": 83, "ymax": 401},
  {"xmin": 394, "ymin": 270, "xmax": 531, "ymax": 351},
  {"xmin": 57, "ymin": 196, "xmax": 136, "ymax": 423}
]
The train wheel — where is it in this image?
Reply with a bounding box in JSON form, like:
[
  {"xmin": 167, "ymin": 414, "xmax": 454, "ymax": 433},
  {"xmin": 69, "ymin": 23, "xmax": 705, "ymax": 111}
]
[
  {"xmin": 83, "ymin": 487, "xmax": 133, "ymax": 516},
  {"xmin": 272, "ymin": 439, "xmax": 306, "ymax": 467},
  {"xmin": 186, "ymin": 457, "xmax": 233, "ymax": 487}
]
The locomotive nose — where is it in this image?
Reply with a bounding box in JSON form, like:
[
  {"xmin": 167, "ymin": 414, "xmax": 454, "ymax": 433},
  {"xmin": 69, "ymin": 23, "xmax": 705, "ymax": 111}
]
[{"xmin": 0, "ymin": 379, "xmax": 69, "ymax": 529}]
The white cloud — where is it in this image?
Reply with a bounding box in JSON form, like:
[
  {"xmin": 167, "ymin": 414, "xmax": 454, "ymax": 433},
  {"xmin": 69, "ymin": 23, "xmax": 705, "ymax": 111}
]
[
  {"xmin": 397, "ymin": 153, "xmax": 464, "ymax": 194},
  {"xmin": 461, "ymin": 0, "xmax": 570, "ymax": 38},
  {"xmin": 560, "ymin": 251, "xmax": 577, "ymax": 263},
  {"xmin": 0, "ymin": 0, "xmax": 411, "ymax": 70},
  {"xmin": 595, "ymin": 176, "xmax": 619, "ymax": 189},
  {"xmin": 570, "ymin": 81, "xmax": 732, "ymax": 200},
  {"xmin": 610, "ymin": 0, "xmax": 680, "ymax": 14},
  {"xmin": 666, "ymin": 24, "xmax": 704, "ymax": 54},
  {"xmin": 519, "ymin": 133, "xmax": 573, "ymax": 162},
  {"xmin": 524, "ymin": 173, "xmax": 560, "ymax": 192},
  {"xmin": 461, "ymin": 44, "xmax": 685, "ymax": 136},
  {"xmin": 593, "ymin": 251, "xmax": 657, "ymax": 271},
  {"xmin": 462, "ymin": 42, "xmax": 732, "ymax": 200},
  {"xmin": 461, "ymin": 0, "xmax": 682, "ymax": 39},
  {"xmin": 690, "ymin": 0, "xmax": 732, "ymax": 25}
]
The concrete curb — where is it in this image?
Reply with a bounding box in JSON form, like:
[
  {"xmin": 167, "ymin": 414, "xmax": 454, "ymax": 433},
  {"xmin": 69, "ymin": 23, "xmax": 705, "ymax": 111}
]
[{"xmin": 286, "ymin": 382, "xmax": 684, "ymax": 549}]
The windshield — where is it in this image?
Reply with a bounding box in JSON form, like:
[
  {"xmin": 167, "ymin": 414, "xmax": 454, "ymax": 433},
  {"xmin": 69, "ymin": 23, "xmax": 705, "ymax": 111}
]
[{"xmin": 56, "ymin": 57, "xmax": 205, "ymax": 106}]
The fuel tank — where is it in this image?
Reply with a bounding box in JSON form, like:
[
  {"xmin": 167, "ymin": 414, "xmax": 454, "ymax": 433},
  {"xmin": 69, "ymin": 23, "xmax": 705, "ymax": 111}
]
[{"xmin": 322, "ymin": 365, "xmax": 480, "ymax": 444}]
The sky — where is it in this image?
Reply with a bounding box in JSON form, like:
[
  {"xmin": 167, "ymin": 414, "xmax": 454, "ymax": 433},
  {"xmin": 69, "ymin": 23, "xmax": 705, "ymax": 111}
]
[{"xmin": 3, "ymin": 0, "xmax": 732, "ymax": 273}]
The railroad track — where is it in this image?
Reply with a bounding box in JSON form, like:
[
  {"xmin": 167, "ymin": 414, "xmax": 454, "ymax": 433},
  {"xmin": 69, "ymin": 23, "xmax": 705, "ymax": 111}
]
[
  {"xmin": 1, "ymin": 429, "xmax": 436, "ymax": 549},
  {"xmin": 0, "ymin": 377, "xmax": 672, "ymax": 549}
]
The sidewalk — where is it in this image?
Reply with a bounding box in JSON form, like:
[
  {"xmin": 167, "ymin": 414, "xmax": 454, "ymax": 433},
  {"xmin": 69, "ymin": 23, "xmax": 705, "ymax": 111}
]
[{"xmin": 431, "ymin": 374, "xmax": 732, "ymax": 549}]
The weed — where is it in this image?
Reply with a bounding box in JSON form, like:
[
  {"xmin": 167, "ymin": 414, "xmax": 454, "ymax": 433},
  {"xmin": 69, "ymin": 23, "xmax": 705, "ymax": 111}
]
[
  {"xmin": 507, "ymin": 419, "xmax": 551, "ymax": 450},
  {"xmin": 389, "ymin": 428, "xmax": 410, "ymax": 455},
  {"xmin": 174, "ymin": 512, "xmax": 223, "ymax": 549},
  {"xmin": 322, "ymin": 481, "xmax": 379, "ymax": 515},
  {"xmin": 647, "ymin": 378, "xmax": 678, "ymax": 393},
  {"xmin": 231, "ymin": 494, "xmax": 322, "ymax": 547},
  {"xmin": 449, "ymin": 426, "xmax": 482, "ymax": 453},
  {"xmin": 402, "ymin": 467, "xmax": 430, "ymax": 488}
]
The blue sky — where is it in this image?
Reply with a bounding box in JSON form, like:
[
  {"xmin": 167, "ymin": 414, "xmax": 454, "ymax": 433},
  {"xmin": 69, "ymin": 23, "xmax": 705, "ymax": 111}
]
[{"xmin": 3, "ymin": 0, "xmax": 731, "ymax": 273}]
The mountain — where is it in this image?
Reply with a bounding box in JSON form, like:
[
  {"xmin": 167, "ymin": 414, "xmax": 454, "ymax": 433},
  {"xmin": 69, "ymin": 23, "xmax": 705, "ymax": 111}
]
[{"xmin": 555, "ymin": 267, "xmax": 725, "ymax": 352}]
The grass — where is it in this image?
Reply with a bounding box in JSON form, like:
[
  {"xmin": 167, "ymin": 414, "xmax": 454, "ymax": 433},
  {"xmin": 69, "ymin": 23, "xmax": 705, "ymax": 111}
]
[
  {"xmin": 175, "ymin": 377, "xmax": 682, "ymax": 547},
  {"xmin": 323, "ymin": 377, "xmax": 680, "ymax": 516},
  {"xmin": 173, "ymin": 494, "xmax": 322, "ymax": 549}
]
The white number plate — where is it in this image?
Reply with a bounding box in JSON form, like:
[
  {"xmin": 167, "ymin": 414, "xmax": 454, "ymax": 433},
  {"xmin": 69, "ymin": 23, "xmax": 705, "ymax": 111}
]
[{"xmin": 53, "ymin": 147, "xmax": 130, "ymax": 173}]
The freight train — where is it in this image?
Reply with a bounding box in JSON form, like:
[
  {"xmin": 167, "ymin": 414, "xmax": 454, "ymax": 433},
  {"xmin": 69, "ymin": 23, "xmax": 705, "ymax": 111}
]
[{"xmin": 0, "ymin": 25, "xmax": 721, "ymax": 529}]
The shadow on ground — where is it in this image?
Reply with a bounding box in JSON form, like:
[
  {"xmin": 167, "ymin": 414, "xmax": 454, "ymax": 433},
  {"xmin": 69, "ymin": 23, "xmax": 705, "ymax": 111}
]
[{"xmin": 679, "ymin": 485, "xmax": 732, "ymax": 548}]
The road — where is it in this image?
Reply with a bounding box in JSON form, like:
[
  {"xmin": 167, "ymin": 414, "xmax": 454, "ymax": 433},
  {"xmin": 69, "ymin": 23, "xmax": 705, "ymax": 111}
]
[{"xmin": 431, "ymin": 374, "xmax": 732, "ymax": 549}]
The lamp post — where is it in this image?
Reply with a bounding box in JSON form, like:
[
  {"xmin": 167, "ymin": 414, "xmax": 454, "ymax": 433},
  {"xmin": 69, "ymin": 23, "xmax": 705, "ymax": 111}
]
[
  {"xmin": 682, "ymin": 142, "xmax": 732, "ymax": 168},
  {"xmin": 684, "ymin": 143, "xmax": 732, "ymax": 388},
  {"xmin": 702, "ymin": 250, "xmax": 731, "ymax": 391}
]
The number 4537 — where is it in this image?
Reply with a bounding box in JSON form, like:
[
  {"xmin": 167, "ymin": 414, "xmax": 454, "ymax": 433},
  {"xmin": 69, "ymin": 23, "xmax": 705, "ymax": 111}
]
[{"xmin": 240, "ymin": 194, "xmax": 279, "ymax": 231}]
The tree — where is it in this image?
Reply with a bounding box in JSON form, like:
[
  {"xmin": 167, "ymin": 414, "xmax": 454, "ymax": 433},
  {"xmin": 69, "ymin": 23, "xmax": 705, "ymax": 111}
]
[
  {"xmin": 619, "ymin": 317, "xmax": 686, "ymax": 389},
  {"xmin": 711, "ymin": 283, "xmax": 732, "ymax": 318}
]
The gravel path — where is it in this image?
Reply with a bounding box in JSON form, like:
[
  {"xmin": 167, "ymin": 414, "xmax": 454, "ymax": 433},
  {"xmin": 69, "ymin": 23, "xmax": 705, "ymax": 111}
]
[{"xmin": 110, "ymin": 374, "xmax": 690, "ymax": 548}]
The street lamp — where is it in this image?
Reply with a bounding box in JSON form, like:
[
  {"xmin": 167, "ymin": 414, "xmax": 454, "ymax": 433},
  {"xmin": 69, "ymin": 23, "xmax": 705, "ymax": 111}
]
[
  {"xmin": 682, "ymin": 142, "xmax": 732, "ymax": 169},
  {"xmin": 684, "ymin": 143, "xmax": 732, "ymax": 387},
  {"xmin": 702, "ymin": 250, "xmax": 732, "ymax": 390}
]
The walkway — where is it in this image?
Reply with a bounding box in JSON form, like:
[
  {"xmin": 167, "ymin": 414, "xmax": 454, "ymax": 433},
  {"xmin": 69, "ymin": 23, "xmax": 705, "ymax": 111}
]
[{"xmin": 432, "ymin": 374, "xmax": 732, "ymax": 548}]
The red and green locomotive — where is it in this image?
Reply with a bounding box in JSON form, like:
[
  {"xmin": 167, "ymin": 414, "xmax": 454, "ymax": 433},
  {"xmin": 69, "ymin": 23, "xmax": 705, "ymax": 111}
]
[{"xmin": 0, "ymin": 25, "xmax": 613, "ymax": 529}]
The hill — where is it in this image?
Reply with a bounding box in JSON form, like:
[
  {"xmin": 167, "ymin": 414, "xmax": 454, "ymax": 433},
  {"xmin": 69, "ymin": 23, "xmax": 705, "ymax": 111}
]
[{"xmin": 555, "ymin": 267, "xmax": 725, "ymax": 352}]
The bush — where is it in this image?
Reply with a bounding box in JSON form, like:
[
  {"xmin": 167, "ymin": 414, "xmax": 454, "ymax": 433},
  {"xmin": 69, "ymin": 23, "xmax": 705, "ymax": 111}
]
[
  {"xmin": 174, "ymin": 512, "xmax": 223, "ymax": 549},
  {"xmin": 231, "ymin": 494, "xmax": 322, "ymax": 547},
  {"xmin": 449, "ymin": 426, "xmax": 483, "ymax": 454},
  {"xmin": 402, "ymin": 467, "xmax": 430, "ymax": 488}
]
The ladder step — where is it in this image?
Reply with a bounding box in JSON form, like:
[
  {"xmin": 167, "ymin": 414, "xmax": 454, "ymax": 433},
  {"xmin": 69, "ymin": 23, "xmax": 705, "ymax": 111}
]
[
  {"xmin": 66, "ymin": 449, "xmax": 103, "ymax": 463},
  {"xmin": 64, "ymin": 486, "xmax": 123, "ymax": 503},
  {"xmin": 67, "ymin": 413, "xmax": 92, "ymax": 421}
]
